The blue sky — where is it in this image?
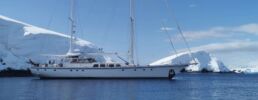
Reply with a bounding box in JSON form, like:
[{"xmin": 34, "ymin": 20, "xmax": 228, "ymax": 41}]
[{"xmin": 1, "ymin": 0, "xmax": 258, "ymax": 66}]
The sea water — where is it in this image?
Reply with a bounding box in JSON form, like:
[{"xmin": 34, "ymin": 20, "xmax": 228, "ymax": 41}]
[{"xmin": 0, "ymin": 73, "xmax": 257, "ymax": 100}]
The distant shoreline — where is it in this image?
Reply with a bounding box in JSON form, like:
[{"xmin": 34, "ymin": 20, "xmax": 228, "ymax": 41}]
[
  {"xmin": 180, "ymin": 68, "xmax": 236, "ymax": 73},
  {"xmin": 0, "ymin": 68, "xmax": 32, "ymax": 77}
]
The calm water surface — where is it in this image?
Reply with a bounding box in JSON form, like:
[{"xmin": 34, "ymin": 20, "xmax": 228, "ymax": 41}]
[{"xmin": 0, "ymin": 73, "xmax": 258, "ymax": 100}]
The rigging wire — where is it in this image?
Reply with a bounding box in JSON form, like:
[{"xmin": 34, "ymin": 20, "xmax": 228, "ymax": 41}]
[
  {"xmin": 46, "ymin": 0, "xmax": 59, "ymax": 29},
  {"xmin": 44, "ymin": 0, "xmax": 59, "ymax": 56},
  {"xmin": 100, "ymin": 0, "xmax": 119, "ymax": 49},
  {"xmin": 135, "ymin": 19, "xmax": 140, "ymax": 66},
  {"xmin": 77, "ymin": 0, "xmax": 96, "ymax": 41},
  {"xmin": 161, "ymin": 22, "xmax": 179, "ymax": 59},
  {"xmin": 164, "ymin": 0, "xmax": 197, "ymax": 64}
]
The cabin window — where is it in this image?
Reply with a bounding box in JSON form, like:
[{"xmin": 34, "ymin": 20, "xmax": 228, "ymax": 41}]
[
  {"xmin": 68, "ymin": 55, "xmax": 79, "ymax": 58},
  {"xmin": 70, "ymin": 69, "xmax": 73, "ymax": 71},
  {"xmin": 109, "ymin": 64, "xmax": 114, "ymax": 67},
  {"xmin": 122, "ymin": 69, "xmax": 124, "ymax": 71},
  {"xmin": 134, "ymin": 69, "xmax": 136, "ymax": 71},
  {"xmin": 87, "ymin": 58, "xmax": 96, "ymax": 63},
  {"xmin": 143, "ymin": 69, "xmax": 145, "ymax": 71},
  {"xmin": 53, "ymin": 69, "xmax": 56, "ymax": 71},
  {"xmin": 100, "ymin": 64, "xmax": 105, "ymax": 67},
  {"xmin": 116, "ymin": 64, "xmax": 121, "ymax": 67},
  {"xmin": 81, "ymin": 69, "xmax": 84, "ymax": 71},
  {"xmin": 71, "ymin": 59, "xmax": 78, "ymax": 63},
  {"xmin": 93, "ymin": 64, "xmax": 99, "ymax": 67}
]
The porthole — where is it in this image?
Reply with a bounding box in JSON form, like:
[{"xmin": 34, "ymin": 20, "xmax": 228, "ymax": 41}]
[
  {"xmin": 150, "ymin": 69, "xmax": 153, "ymax": 71},
  {"xmin": 143, "ymin": 69, "xmax": 145, "ymax": 71},
  {"xmin": 134, "ymin": 69, "xmax": 136, "ymax": 71},
  {"xmin": 53, "ymin": 69, "xmax": 56, "ymax": 71},
  {"xmin": 122, "ymin": 69, "xmax": 124, "ymax": 71},
  {"xmin": 82, "ymin": 69, "xmax": 84, "ymax": 71},
  {"xmin": 70, "ymin": 69, "xmax": 73, "ymax": 71}
]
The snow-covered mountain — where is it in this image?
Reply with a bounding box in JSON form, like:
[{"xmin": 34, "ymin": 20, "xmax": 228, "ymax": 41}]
[
  {"xmin": 150, "ymin": 51, "xmax": 230, "ymax": 72},
  {"xmin": 0, "ymin": 15, "xmax": 108, "ymax": 70}
]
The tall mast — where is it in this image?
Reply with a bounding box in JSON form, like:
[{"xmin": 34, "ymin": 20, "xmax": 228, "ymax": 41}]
[
  {"xmin": 68, "ymin": 0, "xmax": 76, "ymax": 54},
  {"xmin": 129, "ymin": 0, "xmax": 135, "ymax": 65}
]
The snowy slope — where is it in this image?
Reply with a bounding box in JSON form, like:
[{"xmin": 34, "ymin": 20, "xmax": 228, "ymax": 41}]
[
  {"xmin": 0, "ymin": 15, "xmax": 106, "ymax": 70},
  {"xmin": 150, "ymin": 51, "xmax": 230, "ymax": 72}
]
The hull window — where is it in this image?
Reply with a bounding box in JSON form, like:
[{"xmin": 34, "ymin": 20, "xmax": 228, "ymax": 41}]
[
  {"xmin": 100, "ymin": 64, "xmax": 105, "ymax": 67},
  {"xmin": 109, "ymin": 64, "xmax": 114, "ymax": 67},
  {"xmin": 93, "ymin": 64, "xmax": 99, "ymax": 67},
  {"xmin": 116, "ymin": 64, "xmax": 121, "ymax": 67}
]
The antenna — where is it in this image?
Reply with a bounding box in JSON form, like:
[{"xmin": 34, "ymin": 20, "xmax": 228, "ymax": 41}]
[{"xmin": 129, "ymin": 0, "xmax": 135, "ymax": 65}]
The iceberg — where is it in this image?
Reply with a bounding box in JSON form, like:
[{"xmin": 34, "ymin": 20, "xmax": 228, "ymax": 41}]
[
  {"xmin": 150, "ymin": 51, "xmax": 230, "ymax": 72},
  {"xmin": 231, "ymin": 66, "xmax": 258, "ymax": 74}
]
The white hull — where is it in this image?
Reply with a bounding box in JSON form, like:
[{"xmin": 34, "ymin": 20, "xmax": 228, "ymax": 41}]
[{"xmin": 30, "ymin": 65, "xmax": 187, "ymax": 79}]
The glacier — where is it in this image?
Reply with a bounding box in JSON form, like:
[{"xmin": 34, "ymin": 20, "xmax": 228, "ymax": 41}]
[
  {"xmin": 150, "ymin": 51, "xmax": 230, "ymax": 72},
  {"xmin": 0, "ymin": 15, "xmax": 108, "ymax": 70}
]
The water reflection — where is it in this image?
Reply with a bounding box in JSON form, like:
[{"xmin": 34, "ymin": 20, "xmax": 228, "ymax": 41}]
[
  {"xmin": 31, "ymin": 79, "xmax": 176, "ymax": 100},
  {"xmin": 1, "ymin": 73, "xmax": 258, "ymax": 100}
]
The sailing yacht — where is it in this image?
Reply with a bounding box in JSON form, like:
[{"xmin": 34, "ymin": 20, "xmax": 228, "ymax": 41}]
[{"xmin": 29, "ymin": 0, "xmax": 193, "ymax": 79}]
